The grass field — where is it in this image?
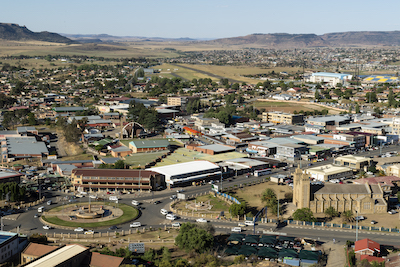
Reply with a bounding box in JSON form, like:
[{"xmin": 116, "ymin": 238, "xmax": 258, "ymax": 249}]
[
  {"xmin": 253, "ymin": 100, "xmax": 340, "ymax": 114},
  {"xmin": 153, "ymin": 148, "xmax": 246, "ymax": 167},
  {"xmin": 152, "ymin": 63, "xmax": 303, "ymax": 84},
  {"xmin": 124, "ymin": 151, "xmax": 168, "ymax": 167},
  {"xmin": 43, "ymin": 203, "xmax": 138, "ymax": 228},
  {"xmin": 174, "ymin": 194, "xmax": 231, "ymax": 214}
]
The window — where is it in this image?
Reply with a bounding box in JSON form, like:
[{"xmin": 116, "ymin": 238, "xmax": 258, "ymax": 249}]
[{"xmin": 363, "ymin": 202, "xmax": 371, "ymax": 210}]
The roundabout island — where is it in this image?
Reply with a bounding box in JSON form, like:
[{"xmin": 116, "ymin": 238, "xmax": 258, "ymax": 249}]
[{"xmin": 41, "ymin": 202, "xmax": 139, "ymax": 229}]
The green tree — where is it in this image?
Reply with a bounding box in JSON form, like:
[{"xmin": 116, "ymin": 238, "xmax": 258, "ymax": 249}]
[
  {"xmin": 324, "ymin": 207, "xmax": 339, "ymax": 219},
  {"xmin": 388, "ymin": 88, "xmax": 396, "ymax": 107},
  {"xmin": 292, "ymin": 208, "xmax": 316, "ymax": 222},
  {"xmin": 175, "ymin": 223, "xmax": 213, "ymax": 253},
  {"xmin": 348, "ymin": 106, "xmax": 352, "ymax": 114},
  {"xmin": 342, "ymin": 210, "xmax": 353, "ymax": 222},
  {"xmin": 230, "ymin": 203, "xmax": 246, "ymax": 217},
  {"xmin": 355, "ymin": 103, "xmax": 360, "ymax": 114},
  {"xmin": 114, "ymin": 160, "xmax": 125, "ymax": 169}
]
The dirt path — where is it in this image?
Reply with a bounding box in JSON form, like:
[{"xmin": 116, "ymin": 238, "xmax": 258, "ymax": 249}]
[
  {"xmin": 323, "ymin": 240, "xmax": 347, "ymax": 267},
  {"xmin": 171, "ymin": 63, "xmax": 242, "ymax": 83}
]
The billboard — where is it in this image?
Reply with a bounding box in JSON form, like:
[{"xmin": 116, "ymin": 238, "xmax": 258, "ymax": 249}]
[{"xmin": 129, "ymin": 243, "xmax": 145, "ymax": 253}]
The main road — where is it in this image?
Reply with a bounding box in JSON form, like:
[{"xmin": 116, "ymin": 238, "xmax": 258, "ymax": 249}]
[{"xmin": 4, "ymin": 143, "xmax": 400, "ymax": 246}]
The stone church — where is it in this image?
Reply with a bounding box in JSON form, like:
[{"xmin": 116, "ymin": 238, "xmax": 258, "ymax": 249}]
[{"xmin": 293, "ymin": 168, "xmax": 387, "ymax": 214}]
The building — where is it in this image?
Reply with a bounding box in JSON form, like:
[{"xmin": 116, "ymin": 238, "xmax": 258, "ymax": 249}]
[
  {"xmin": 129, "ymin": 139, "xmax": 170, "ymax": 153},
  {"xmin": 333, "ymin": 155, "xmax": 372, "ymax": 170},
  {"xmin": 353, "ymin": 176, "xmax": 400, "ymax": 194},
  {"xmin": 293, "ymin": 168, "xmax": 387, "ymax": 214},
  {"xmin": 109, "ymin": 146, "xmax": 132, "ymax": 158},
  {"xmin": 307, "ymin": 72, "xmax": 352, "ymax": 86},
  {"xmin": 354, "ymin": 238, "xmax": 380, "ymax": 256},
  {"xmin": 21, "ymin": 243, "xmax": 58, "ymax": 265},
  {"xmin": 276, "ymin": 143, "xmax": 309, "ymax": 161},
  {"xmin": 262, "ymin": 112, "xmax": 304, "ymax": 125},
  {"xmin": 149, "ymin": 160, "xmax": 221, "ymax": 186},
  {"xmin": 185, "ymin": 144, "xmax": 236, "ymax": 155},
  {"xmin": 23, "ymin": 244, "xmax": 89, "ymax": 267},
  {"xmin": 71, "ymin": 169, "xmax": 164, "ymax": 192},
  {"xmin": 0, "ymin": 231, "xmax": 28, "ymax": 264},
  {"xmin": 306, "ymin": 164, "xmax": 353, "ymax": 182},
  {"xmin": 89, "ymin": 252, "xmax": 124, "ymax": 267},
  {"xmin": 0, "ymin": 170, "xmax": 23, "ymax": 184},
  {"xmin": 1, "ymin": 137, "xmax": 49, "ymax": 161}
]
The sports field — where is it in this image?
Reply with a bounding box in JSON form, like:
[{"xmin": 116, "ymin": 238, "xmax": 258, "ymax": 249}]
[
  {"xmin": 152, "ymin": 148, "xmax": 246, "ymax": 167},
  {"xmin": 253, "ymin": 100, "xmax": 341, "ymax": 114}
]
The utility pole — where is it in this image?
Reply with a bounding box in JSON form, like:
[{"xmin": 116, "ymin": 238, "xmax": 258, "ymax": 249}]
[
  {"xmin": 220, "ymin": 167, "xmax": 223, "ymax": 192},
  {"xmin": 356, "ymin": 209, "xmax": 359, "ymax": 242}
]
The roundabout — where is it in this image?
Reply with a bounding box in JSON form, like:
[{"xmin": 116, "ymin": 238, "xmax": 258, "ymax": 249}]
[{"xmin": 41, "ymin": 202, "xmax": 139, "ymax": 229}]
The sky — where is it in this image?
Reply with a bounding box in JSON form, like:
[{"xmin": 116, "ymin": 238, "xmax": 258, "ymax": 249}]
[{"xmin": 3, "ymin": 0, "xmax": 400, "ymax": 39}]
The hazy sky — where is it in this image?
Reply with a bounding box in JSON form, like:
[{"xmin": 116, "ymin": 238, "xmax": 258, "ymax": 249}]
[{"xmin": 3, "ymin": 0, "xmax": 400, "ymax": 39}]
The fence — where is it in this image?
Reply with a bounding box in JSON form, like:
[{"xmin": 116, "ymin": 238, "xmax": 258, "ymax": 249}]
[{"xmin": 215, "ymin": 191, "xmax": 241, "ymax": 204}]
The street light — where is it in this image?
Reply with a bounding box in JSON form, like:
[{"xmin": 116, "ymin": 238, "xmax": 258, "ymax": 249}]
[{"xmin": 356, "ymin": 209, "xmax": 359, "ymax": 242}]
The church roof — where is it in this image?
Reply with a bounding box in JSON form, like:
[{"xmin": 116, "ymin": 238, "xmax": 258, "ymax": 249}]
[{"xmin": 313, "ymin": 184, "xmax": 370, "ymax": 194}]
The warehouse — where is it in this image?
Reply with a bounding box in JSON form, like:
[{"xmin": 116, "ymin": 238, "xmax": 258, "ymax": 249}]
[
  {"xmin": 149, "ymin": 160, "xmax": 221, "ymax": 186},
  {"xmin": 306, "ymin": 164, "xmax": 353, "ymax": 182}
]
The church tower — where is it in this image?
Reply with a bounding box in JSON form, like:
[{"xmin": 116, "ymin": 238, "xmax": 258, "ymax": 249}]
[{"xmin": 293, "ymin": 167, "xmax": 310, "ymax": 209}]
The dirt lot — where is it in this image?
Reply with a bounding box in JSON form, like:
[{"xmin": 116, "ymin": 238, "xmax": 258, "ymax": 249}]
[{"xmin": 253, "ymin": 100, "xmax": 341, "ymax": 115}]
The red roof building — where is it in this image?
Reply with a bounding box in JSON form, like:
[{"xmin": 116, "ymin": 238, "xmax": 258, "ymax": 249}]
[
  {"xmin": 355, "ymin": 238, "xmax": 380, "ymax": 256},
  {"xmin": 360, "ymin": 255, "xmax": 385, "ymax": 263}
]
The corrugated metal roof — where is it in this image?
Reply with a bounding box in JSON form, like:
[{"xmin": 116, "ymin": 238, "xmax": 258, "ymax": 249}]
[{"xmin": 130, "ymin": 139, "xmax": 169, "ymax": 149}]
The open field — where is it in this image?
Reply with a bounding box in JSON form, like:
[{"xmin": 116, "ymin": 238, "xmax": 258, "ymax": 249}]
[
  {"xmin": 123, "ymin": 151, "xmax": 168, "ymax": 167},
  {"xmin": 153, "ymin": 63, "xmax": 303, "ymax": 84},
  {"xmin": 253, "ymin": 100, "xmax": 341, "ymax": 115}
]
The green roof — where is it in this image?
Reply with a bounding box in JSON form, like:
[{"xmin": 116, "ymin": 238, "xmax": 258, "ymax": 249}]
[
  {"xmin": 227, "ymin": 234, "xmax": 245, "ymax": 242},
  {"xmin": 130, "ymin": 139, "xmax": 170, "ymax": 149},
  {"xmin": 93, "ymin": 138, "xmax": 113, "ymax": 146},
  {"xmin": 259, "ymin": 235, "xmax": 277, "ymax": 244},
  {"xmin": 278, "ymin": 248, "xmax": 298, "ymax": 259},
  {"xmin": 299, "ymin": 250, "xmax": 320, "ymax": 261},
  {"xmin": 237, "ymin": 245, "xmax": 258, "ymax": 256},
  {"xmin": 258, "ymin": 247, "xmax": 278, "ymax": 258}
]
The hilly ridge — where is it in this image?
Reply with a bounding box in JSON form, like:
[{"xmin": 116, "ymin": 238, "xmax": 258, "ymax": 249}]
[{"xmin": 0, "ymin": 23, "xmax": 75, "ymax": 44}]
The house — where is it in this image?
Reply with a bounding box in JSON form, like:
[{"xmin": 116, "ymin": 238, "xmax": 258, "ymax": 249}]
[
  {"xmin": 129, "ymin": 139, "xmax": 170, "ymax": 154},
  {"xmin": 21, "ymin": 243, "xmax": 58, "ymax": 265},
  {"xmin": 89, "ymin": 252, "xmax": 125, "ymax": 267},
  {"xmin": 354, "ymin": 238, "xmax": 380, "ymax": 256},
  {"xmin": 109, "ymin": 146, "xmax": 132, "ymax": 158},
  {"xmin": 333, "ymin": 155, "xmax": 372, "ymax": 170}
]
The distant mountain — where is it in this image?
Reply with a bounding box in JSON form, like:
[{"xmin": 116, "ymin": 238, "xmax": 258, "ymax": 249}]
[
  {"xmin": 203, "ymin": 31, "xmax": 400, "ymax": 48},
  {"xmin": 0, "ymin": 23, "xmax": 75, "ymax": 43},
  {"xmin": 205, "ymin": 33, "xmax": 328, "ymax": 48},
  {"xmin": 61, "ymin": 33, "xmax": 199, "ymax": 43}
]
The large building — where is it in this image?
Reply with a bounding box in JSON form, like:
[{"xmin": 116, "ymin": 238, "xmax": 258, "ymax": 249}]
[
  {"xmin": 71, "ymin": 169, "xmax": 164, "ymax": 192},
  {"xmin": 262, "ymin": 111, "xmax": 304, "ymax": 125},
  {"xmin": 333, "ymin": 155, "xmax": 372, "ymax": 170},
  {"xmin": 306, "ymin": 164, "xmax": 353, "ymax": 182},
  {"xmin": 307, "ymin": 72, "xmax": 352, "ymax": 86},
  {"xmin": 293, "ymin": 168, "xmax": 387, "ymax": 214},
  {"xmin": 0, "ymin": 231, "xmax": 28, "ymax": 264},
  {"xmin": 21, "ymin": 243, "xmax": 58, "ymax": 265},
  {"xmin": 149, "ymin": 160, "xmax": 221, "ymax": 186}
]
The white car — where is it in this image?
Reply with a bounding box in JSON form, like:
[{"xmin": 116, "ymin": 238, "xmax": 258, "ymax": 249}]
[
  {"xmin": 245, "ymin": 220, "xmax": 255, "ymax": 226},
  {"xmin": 196, "ymin": 218, "xmax": 207, "ymax": 223},
  {"xmin": 172, "ymin": 222, "xmax": 181, "ymax": 227},
  {"xmin": 231, "ymin": 227, "xmax": 242, "ymax": 233},
  {"xmin": 84, "ymin": 230, "xmax": 94, "ymax": 235},
  {"xmin": 43, "ymin": 225, "xmax": 52, "ymax": 230},
  {"xmin": 74, "ymin": 227, "xmax": 84, "ymax": 232},
  {"xmin": 166, "ymin": 214, "xmax": 177, "ymax": 220},
  {"xmin": 130, "ymin": 222, "xmax": 141, "ymax": 228},
  {"xmin": 388, "ymin": 210, "xmax": 397, "ymax": 214},
  {"xmin": 89, "ymin": 195, "xmax": 97, "ymax": 199}
]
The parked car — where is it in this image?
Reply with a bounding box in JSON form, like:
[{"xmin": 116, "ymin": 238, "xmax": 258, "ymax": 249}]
[
  {"xmin": 355, "ymin": 216, "xmax": 365, "ymax": 221},
  {"xmin": 388, "ymin": 210, "xmax": 397, "ymax": 214},
  {"xmin": 196, "ymin": 218, "xmax": 208, "ymax": 223},
  {"xmin": 238, "ymin": 222, "xmax": 246, "ymax": 227},
  {"xmin": 231, "ymin": 227, "xmax": 242, "ymax": 233},
  {"xmin": 84, "ymin": 230, "xmax": 95, "ymax": 235},
  {"xmin": 172, "ymin": 222, "xmax": 181, "ymax": 227},
  {"xmin": 371, "ymin": 220, "xmax": 377, "ymax": 225},
  {"xmin": 74, "ymin": 227, "xmax": 84, "ymax": 232}
]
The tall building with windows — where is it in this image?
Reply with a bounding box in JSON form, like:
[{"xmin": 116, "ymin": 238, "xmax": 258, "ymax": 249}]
[{"xmin": 262, "ymin": 112, "xmax": 304, "ymax": 125}]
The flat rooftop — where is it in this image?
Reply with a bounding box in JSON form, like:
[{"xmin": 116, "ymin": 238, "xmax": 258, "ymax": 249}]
[{"xmin": 25, "ymin": 244, "xmax": 88, "ymax": 267}]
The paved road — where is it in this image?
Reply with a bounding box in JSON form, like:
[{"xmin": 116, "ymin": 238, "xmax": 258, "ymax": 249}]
[{"xmin": 7, "ymin": 143, "xmax": 400, "ymax": 246}]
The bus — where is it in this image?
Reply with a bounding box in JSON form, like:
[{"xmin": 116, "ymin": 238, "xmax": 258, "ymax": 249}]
[{"xmin": 253, "ymin": 169, "xmax": 272, "ymax": 177}]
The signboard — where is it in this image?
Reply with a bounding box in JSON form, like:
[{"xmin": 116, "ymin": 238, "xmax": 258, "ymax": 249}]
[
  {"xmin": 129, "ymin": 243, "xmax": 145, "ymax": 253},
  {"xmin": 211, "ymin": 184, "xmax": 219, "ymax": 192},
  {"xmin": 177, "ymin": 193, "xmax": 186, "ymax": 200}
]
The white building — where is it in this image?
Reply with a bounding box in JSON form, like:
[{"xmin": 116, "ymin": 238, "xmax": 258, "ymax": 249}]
[
  {"xmin": 0, "ymin": 231, "xmax": 28, "ymax": 264},
  {"xmin": 308, "ymin": 72, "xmax": 352, "ymax": 87}
]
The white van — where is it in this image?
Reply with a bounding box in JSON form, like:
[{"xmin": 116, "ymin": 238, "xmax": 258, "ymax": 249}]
[
  {"xmin": 131, "ymin": 200, "xmax": 140, "ymax": 206},
  {"xmin": 38, "ymin": 206, "xmax": 45, "ymax": 213},
  {"xmin": 166, "ymin": 214, "xmax": 176, "ymax": 220},
  {"xmin": 245, "ymin": 220, "xmax": 255, "ymax": 226},
  {"xmin": 160, "ymin": 209, "xmax": 168, "ymax": 215},
  {"xmin": 109, "ymin": 196, "xmax": 118, "ymax": 201},
  {"xmin": 130, "ymin": 222, "xmax": 141, "ymax": 228}
]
